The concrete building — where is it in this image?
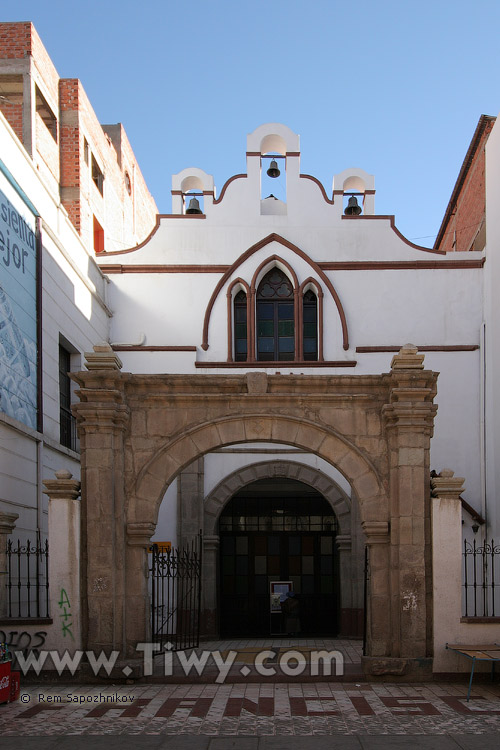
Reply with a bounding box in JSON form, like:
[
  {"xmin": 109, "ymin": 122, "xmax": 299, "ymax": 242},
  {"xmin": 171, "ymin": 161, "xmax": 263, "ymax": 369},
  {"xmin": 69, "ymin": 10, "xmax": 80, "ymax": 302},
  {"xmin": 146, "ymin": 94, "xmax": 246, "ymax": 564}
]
[{"xmin": 0, "ymin": 23, "xmax": 157, "ymax": 651}]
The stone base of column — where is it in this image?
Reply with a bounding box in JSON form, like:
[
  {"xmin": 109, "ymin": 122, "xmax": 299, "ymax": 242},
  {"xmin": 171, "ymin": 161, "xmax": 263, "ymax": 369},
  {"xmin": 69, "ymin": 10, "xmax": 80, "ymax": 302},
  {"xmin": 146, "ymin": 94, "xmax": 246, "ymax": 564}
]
[{"xmin": 362, "ymin": 655, "xmax": 433, "ymax": 680}]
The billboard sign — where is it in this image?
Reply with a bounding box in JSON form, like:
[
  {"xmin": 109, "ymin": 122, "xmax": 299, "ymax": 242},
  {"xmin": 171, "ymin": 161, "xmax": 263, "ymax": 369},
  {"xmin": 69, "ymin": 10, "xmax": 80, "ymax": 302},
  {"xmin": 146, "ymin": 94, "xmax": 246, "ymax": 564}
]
[{"xmin": 0, "ymin": 178, "xmax": 38, "ymax": 430}]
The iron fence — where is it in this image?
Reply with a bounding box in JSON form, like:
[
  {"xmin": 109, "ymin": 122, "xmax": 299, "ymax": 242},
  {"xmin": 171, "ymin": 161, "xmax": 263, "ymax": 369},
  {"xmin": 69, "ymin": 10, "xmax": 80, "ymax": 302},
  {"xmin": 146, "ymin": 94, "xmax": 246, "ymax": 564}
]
[
  {"xmin": 463, "ymin": 538, "xmax": 500, "ymax": 617},
  {"xmin": 150, "ymin": 532, "xmax": 202, "ymax": 651},
  {"xmin": 5, "ymin": 537, "xmax": 49, "ymax": 618}
]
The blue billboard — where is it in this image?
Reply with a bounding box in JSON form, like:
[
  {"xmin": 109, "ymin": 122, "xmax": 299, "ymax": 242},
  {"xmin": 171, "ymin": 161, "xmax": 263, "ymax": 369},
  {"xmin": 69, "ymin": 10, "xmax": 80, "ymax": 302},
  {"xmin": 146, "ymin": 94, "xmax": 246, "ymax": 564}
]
[{"xmin": 0, "ymin": 181, "xmax": 38, "ymax": 430}]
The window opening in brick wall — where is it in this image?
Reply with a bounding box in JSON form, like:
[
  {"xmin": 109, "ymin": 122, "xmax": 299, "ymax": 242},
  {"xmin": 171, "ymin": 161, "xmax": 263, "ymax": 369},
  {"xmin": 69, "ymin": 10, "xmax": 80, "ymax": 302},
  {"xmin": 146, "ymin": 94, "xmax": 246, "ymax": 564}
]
[
  {"xmin": 93, "ymin": 215, "xmax": 104, "ymax": 253},
  {"xmin": 91, "ymin": 154, "xmax": 104, "ymax": 195},
  {"xmin": 35, "ymin": 84, "xmax": 57, "ymax": 142},
  {"xmin": 83, "ymin": 137, "xmax": 89, "ymax": 165}
]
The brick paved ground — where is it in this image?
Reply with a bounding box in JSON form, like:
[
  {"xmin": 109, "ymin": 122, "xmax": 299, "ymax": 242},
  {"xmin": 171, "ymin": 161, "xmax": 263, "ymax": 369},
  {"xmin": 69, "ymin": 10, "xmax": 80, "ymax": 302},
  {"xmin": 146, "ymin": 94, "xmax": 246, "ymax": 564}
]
[{"xmin": 1, "ymin": 681, "xmax": 500, "ymax": 736}]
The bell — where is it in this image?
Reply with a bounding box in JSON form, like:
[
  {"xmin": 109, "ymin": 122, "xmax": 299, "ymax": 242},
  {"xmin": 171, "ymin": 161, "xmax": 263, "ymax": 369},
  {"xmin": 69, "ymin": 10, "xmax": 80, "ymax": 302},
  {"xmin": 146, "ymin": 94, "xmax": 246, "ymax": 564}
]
[
  {"xmin": 266, "ymin": 159, "xmax": 280, "ymax": 178},
  {"xmin": 186, "ymin": 197, "xmax": 202, "ymax": 214},
  {"xmin": 344, "ymin": 196, "xmax": 362, "ymax": 216}
]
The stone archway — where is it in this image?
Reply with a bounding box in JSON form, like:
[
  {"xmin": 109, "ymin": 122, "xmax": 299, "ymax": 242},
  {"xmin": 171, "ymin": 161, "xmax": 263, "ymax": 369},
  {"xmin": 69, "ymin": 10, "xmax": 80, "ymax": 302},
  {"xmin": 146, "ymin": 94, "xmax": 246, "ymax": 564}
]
[
  {"xmin": 73, "ymin": 344, "xmax": 437, "ymax": 677},
  {"xmin": 200, "ymin": 459, "xmax": 364, "ymax": 638}
]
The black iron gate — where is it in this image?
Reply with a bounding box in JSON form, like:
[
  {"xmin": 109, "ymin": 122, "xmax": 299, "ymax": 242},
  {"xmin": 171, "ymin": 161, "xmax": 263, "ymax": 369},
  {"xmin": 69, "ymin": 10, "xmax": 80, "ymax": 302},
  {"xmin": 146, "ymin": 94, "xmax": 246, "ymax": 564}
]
[{"xmin": 149, "ymin": 531, "xmax": 202, "ymax": 651}]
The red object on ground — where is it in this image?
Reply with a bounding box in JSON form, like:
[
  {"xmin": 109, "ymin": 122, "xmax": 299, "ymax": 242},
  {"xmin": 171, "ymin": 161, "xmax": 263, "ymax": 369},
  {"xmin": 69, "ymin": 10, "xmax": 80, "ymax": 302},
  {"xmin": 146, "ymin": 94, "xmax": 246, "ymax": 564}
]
[
  {"xmin": 0, "ymin": 661, "xmax": 11, "ymax": 703},
  {"xmin": 9, "ymin": 671, "xmax": 20, "ymax": 702}
]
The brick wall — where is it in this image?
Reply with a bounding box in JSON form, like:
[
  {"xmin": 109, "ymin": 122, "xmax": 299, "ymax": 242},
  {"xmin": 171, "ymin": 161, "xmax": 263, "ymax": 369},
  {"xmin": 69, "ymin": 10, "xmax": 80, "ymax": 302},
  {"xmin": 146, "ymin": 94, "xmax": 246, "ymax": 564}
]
[
  {"xmin": 0, "ymin": 21, "xmax": 158, "ymax": 255},
  {"xmin": 0, "ymin": 100, "xmax": 23, "ymax": 141},
  {"xmin": 436, "ymin": 118, "xmax": 495, "ymax": 253}
]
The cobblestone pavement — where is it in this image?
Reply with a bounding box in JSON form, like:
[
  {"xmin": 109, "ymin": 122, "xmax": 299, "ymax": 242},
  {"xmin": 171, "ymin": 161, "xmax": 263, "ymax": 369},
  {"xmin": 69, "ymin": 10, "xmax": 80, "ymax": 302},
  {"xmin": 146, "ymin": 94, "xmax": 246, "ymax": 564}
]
[{"xmin": 1, "ymin": 680, "xmax": 500, "ymax": 738}]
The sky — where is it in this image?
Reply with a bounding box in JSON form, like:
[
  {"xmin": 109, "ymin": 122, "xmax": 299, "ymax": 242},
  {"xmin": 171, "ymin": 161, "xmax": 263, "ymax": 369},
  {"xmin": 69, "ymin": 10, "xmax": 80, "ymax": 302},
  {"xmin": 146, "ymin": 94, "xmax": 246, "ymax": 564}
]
[{"xmin": 3, "ymin": 0, "xmax": 500, "ymax": 246}]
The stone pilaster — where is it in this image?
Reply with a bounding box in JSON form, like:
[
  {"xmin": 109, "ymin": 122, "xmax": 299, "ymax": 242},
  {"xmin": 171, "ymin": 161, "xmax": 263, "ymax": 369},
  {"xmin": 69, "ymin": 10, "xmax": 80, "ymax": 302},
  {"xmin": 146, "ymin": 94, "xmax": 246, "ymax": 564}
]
[
  {"xmin": 71, "ymin": 343, "xmax": 130, "ymax": 657},
  {"xmin": 177, "ymin": 458, "xmax": 204, "ymax": 548},
  {"xmin": 202, "ymin": 535, "xmax": 220, "ymax": 637},
  {"xmin": 361, "ymin": 521, "xmax": 391, "ymax": 657},
  {"xmin": 126, "ymin": 521, "xmax": 156, "ymax": 654},
  {"xmin": 382, "ymin": 344, "xmax": 438, "ymax": 666},
  {"xmin": 43, "ymin": 470, "xmax": 82, "ymax": 651},
  {"xmin": 0, "ymin": 511, "xmax": 19, "ymax": 618},
  {"xmin": 336, "ymin": 534, "xmax": 354, "ymax": 635}
]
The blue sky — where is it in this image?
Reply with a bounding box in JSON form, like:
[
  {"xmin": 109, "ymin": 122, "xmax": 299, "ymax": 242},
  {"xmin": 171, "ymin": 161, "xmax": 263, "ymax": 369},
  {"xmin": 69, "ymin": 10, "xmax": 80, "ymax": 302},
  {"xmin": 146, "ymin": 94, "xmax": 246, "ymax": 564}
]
[{"xmin": 3, "ymin": 0, "xmax": 500, "ymax": 245}]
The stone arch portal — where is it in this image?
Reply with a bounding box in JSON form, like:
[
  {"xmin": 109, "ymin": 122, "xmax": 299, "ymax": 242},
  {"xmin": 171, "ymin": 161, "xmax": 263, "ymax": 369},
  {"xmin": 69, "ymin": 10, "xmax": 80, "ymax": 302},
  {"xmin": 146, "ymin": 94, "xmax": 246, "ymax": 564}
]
[{"xmin": 73, "ymin": 344, "xmax": 438, "ymax": 678}]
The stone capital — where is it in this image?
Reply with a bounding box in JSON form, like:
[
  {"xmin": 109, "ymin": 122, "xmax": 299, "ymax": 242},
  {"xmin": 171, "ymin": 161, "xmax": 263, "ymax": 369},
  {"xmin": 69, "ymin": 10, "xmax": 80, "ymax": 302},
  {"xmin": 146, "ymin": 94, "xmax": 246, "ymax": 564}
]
[
  {"xmin": 335, "ymin": 533, "xmax": 352, "ymax": 552},
  {"xmin": 203, "ymin": 535, "xmax": 220, "ymax": 551},
  {"xmin": 362, "ymin": 520, "xmax": 390, "ymax": 544},
  {"xmin": 127, "ymin": 521, "xmax": 156, "ymax": 546},
  {"xmin": 431, "ymin": 469, "xmax": 465, "ymax": 500},
  {"xmin": 0, "ymin": 511, "xmax": 19, "ymax": 536},
  {"xmin": 43, "ymin": 470, "xmax": 81, "ymax": 501}
]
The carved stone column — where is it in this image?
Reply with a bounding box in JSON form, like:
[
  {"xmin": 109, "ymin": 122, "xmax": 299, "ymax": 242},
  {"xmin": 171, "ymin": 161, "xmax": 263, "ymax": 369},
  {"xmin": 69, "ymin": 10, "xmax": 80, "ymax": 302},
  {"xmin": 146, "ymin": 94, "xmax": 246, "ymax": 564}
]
[
  {"xmin": 43, "ymin": 470, "xmax": 81, "ymax": 650},
  {"xmin": 72, "ymin": 343, "xmax": 130, "ymax": 658},
  {"xmin": 0, "ymin": 512, "xmax": 19, "ymax": 618},
  {"xmin": 381, "ymin": 344, "xmax": 438, "ymax": 672},
  {"xmin": 430, "ymin": 469, "xmax": 466, "ymax": 672}
]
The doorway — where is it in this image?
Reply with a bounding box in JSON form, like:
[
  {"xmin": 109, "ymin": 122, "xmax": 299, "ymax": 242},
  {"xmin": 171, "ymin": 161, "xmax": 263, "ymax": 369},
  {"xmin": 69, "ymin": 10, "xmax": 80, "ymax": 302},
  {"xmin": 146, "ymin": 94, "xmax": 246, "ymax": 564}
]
[{"xmin": 219, "ymin": 478, "xmax": 339, "ymax": 636}]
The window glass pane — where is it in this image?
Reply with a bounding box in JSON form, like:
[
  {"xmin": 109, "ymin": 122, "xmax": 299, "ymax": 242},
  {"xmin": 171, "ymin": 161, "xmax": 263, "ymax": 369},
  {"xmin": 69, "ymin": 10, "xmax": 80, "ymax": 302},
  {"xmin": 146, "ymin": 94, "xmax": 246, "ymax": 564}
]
[
  {"xmin": 278, "ymin": 303, "xmax": 294, "ymax": 319},
  {"xmin": 278, "ymin": 320, "xmax": 294, "ymax": 336},
  {"xmin": 236, "ymin": 537, "xmax": 248, "ymax": 555},
  {"xmin": 303, "ymin": 338, "xmax": 317, "ymax": 354},
  {"xmin": 235, "ymin": 307, "xmax": 247, "ymax": 323},
  {"xmin": 321, "ymin": 536, "xmax": 333, "ymax": 554},
  {"xmin": 236, "ymin": 556, "xmax": 248, "ymax": 574},
  {"xmin": 303, "ymin": 306, "xmax": 317, "ymax": 322},
  {"xmin": 254, "ymin": 556, "xmax": 267, "ymax": 574},
  {"xmin": 302, "ymin": 556, "xmax": 314, "ymax": 574},
  {"xmin": 303, "ymin": 322, "xmax": 317, "ymax": 337},
  {"xmin": 258, "ymin": 337, "xmax": 275, "ymax": 353},
  {"xmin": 255, "ymin": 575, "xmax": 267, "ymax": 594},
  {"xmin": 278, "ymin": 337, "xmax": 294, "ymax": 353},
  {"xmin": 257, "ymin": 302, "xmax": 274, "ymax": 319},
  {"xmin": 235, "ymin": 323, "xmax": 247, "ymax": 338},
  {"xmin": 257, "ymin": 320, "xmax": 274, "ymax": 337},
  {"xmin": 236, "ymin": 340, "xmax": 247, "ymax": 354},
  {"xmin": 268, "ymin": 537, "xmax": 280, "ymax": 554}
]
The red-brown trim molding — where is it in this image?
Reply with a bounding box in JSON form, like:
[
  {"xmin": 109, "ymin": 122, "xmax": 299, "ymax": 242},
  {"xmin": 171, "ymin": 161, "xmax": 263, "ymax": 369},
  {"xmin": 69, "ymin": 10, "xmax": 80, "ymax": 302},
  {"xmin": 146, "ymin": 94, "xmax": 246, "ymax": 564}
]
[
  {"xmin": 213, "ymin": 174, "xmax": 247, "ymax": 204},
  {"xmin": 195, "ymin": 360, "xmax": 357, "ymax": 369},
  {"xmin": 111, "ymin": 345, "xmax": 197, "ymax": 352},
  {"xmin": 299, "ymin": 174, "xmax": 335, "ymax": 204},
  {"xmin": 356, "ymin": 345, "xmax": 479, "ymax": 353},
  {"xmin": 320, "ymin": 259, "xmax": 485, "ymax": 270}
]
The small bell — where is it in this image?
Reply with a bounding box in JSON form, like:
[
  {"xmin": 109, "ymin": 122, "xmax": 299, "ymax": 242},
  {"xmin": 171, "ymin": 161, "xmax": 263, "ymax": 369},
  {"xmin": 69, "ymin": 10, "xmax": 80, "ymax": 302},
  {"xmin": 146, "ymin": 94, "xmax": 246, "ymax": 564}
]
[
  {"xmin": 344, "ymin": 196, "xmax": 362, "ymax": 216},
  {"xmin": 186, "ymin": 197, "xmax": 202, "ymax": 214},
  {"xmin": 266, "ymin": 159, "xmax": 280, "ymax": 178}
]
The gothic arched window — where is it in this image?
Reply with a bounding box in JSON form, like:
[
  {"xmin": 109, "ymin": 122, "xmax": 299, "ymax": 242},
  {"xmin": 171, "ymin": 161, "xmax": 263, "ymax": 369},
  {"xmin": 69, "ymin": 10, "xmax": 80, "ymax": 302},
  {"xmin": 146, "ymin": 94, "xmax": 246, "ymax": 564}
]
[
  {"xmin": 302, "ymin": 289, "xmax": 318, "ymax": 361},
  {"xmin": 256, "ymin": 269, "xmax": 294, "ymax": 361}
]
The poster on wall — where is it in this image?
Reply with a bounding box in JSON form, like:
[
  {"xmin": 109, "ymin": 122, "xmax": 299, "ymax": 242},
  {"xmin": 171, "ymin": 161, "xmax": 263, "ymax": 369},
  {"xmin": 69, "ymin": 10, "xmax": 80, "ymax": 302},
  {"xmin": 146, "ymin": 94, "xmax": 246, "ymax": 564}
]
[{"xmin": 0, "ymin": 178, "xmax": 38, "ymax": 430}]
